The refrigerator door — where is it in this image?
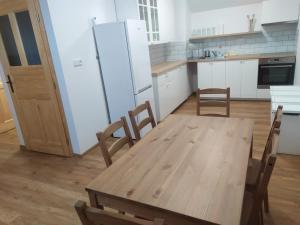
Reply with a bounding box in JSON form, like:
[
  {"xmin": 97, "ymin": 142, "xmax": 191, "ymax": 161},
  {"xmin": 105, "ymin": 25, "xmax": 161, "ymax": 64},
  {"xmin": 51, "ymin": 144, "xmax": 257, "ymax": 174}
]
[
  {"xmin": 125, "ymin": 20, "xmax": 153, "ymax": 94},
  {"xmin": 134, "ymin": 86, "xmax": 156, "ymax": 138},
  {"xmin": 94, "ymin": 22, "xmax": 136, "ymax": 137}
]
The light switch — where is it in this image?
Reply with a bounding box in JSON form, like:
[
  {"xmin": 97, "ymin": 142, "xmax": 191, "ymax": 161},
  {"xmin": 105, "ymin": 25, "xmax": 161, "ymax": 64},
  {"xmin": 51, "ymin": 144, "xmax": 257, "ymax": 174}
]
[{"xmin": 73, "ymin": 58, "xmax": 83, "ymax": 67}]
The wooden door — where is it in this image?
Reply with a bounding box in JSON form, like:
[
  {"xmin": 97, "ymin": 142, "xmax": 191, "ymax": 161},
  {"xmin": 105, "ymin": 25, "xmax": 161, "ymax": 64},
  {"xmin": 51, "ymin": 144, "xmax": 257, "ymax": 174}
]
[
  {"xmin": 0, "ymin": 81, "xmax": 14, "ymax": 133},
  {"xmin": 0, "ymin": 0, "xmax": 72, "ymax": 156}
]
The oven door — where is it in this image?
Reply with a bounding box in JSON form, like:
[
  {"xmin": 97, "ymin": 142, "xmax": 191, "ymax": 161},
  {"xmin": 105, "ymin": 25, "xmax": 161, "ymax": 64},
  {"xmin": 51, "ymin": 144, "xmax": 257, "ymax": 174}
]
[{"xmin": 258, "ymin": 63, "xmax": 295, "ymax": 88}]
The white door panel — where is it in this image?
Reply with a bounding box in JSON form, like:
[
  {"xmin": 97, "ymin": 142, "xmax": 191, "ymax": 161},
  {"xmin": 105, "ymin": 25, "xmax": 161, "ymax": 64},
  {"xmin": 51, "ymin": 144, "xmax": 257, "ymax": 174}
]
[
  {"xmin": 212, "ymin": 62, "xmax": 226, "ymax": 88},
  {"xmin": 241, "ymin": 60, "xmax": 259, "ymax": 98},
  {"xmin": 198, "ymin": 62, "xmax": 212, "ymax": 89},
  {"xmin": 126, "ymin": 20, "xmax": 152, "ymax": 93},
  {"xmin": 94, "ymin": 22, "xmax": 136, "ymax": 139},
  {"xmin": 226, "ymin": 61, "xmax": 242, "ymax": 98}
]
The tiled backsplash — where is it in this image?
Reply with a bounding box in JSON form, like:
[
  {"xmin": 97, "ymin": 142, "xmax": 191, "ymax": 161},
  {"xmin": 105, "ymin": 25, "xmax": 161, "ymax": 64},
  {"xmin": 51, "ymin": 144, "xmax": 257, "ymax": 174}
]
[
  {"xmin": 189, "ymin": 23, "xmax": 297, "ymax": 57},
  {"xmin": 149, "ymin": 23, "xmax": 297, "ymax": 66},
  {"xmin": 149, "ymin": 42, "xmax": 187, "ymax": 66},
  {"xmin": 149, "ymin": 43, "xmax": 167, "ymax": 66}
]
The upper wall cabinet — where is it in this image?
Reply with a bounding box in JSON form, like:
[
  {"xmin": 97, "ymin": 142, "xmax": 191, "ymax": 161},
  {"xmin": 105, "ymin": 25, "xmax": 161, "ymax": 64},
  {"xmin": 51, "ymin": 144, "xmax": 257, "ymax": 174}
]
[
  {"xmin": 261, "ymin": 0, "xmax": 300, "ymax": 25},
  {"xmin": 114, "ymin": 0, "xmax": 160, "ymax": 43}
]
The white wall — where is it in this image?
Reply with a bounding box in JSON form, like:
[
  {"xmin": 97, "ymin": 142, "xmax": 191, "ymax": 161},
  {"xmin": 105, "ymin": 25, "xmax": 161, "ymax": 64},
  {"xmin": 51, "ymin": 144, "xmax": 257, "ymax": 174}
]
[
  {"xmin": 190, "ymin": 3, "xmax": 262, "ymax": 35},
  {"xmin": 158, "ymin": 0, "xmax": 176, "ymax": 42},
  {"xmin": 40, "ymin": 0, "xmax": 116, "ymax": 154},
  {"xmin": 114, "ymin": 0, "xmax": 139, "ymax": 21},
  {"xmin": 174, "ymin": 0, "xmax": 190, "ymax": 41}
]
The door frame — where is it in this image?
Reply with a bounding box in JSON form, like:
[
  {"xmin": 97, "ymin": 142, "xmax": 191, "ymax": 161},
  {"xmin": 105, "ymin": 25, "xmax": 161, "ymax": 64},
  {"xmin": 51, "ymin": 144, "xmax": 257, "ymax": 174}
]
[{"xmin": 0, "ymin": 0, "xmax": 73, "ymax": 156}]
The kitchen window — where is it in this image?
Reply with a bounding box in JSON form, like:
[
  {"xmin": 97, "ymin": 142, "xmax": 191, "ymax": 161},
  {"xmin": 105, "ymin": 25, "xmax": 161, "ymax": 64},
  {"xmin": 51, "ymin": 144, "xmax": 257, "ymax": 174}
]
[{"xmin": 138, "ymin": 0, "xmax": 160, "ymax": 42}]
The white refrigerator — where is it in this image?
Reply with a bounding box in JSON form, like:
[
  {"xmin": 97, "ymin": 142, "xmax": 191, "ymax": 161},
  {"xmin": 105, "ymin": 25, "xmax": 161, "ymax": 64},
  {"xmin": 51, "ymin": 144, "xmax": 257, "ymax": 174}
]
[{"xmin": 94, "ymin": 20, "xmax": 155, "ymax": 138}]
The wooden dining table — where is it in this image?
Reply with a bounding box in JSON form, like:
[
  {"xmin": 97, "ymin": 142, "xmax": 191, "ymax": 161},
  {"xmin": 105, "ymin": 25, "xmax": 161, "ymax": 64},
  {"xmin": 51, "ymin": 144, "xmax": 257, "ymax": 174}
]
[{"xmin": 86, "ymin": 115, "xmax": 254, "ymax": 225}]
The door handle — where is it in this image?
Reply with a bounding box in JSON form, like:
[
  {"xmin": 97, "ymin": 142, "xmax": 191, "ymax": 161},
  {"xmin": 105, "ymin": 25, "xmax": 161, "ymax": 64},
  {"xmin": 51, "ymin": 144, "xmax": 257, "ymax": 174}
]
[{"xmin": 6, "ymin": 74, "xmax": 14, "ymax": 93}]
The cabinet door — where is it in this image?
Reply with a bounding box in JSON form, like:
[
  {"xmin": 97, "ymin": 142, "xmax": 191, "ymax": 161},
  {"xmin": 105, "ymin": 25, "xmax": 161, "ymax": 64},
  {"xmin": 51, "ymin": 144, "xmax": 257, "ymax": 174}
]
[
  {"xmin": 241, "ymin": 60, "xmax": 259, "ymax": 98},
  {"xmin": 169, "ymin": 69, "xmax": 179, "ymax": 110},
  {"xmin": 198, "ymin": 62, "xmax": 212, "ymax": 89},
  {"xmin": 226, "ymin": 61, "xmax": 242, "ymax": 98},
  {"xmin": 261, "ymin": 0, "xmax": 300, "ymax": 24},
  {"xmin": 212, "ymin": 61, "xmax": 226, "ymax": 88},
  {"xmin": 157, "ymin": 73, "xmax": 171, "ymax": 121},
  {"xmin": 183, "ymin": 65, "xmax": 191, "ymax": 99}
]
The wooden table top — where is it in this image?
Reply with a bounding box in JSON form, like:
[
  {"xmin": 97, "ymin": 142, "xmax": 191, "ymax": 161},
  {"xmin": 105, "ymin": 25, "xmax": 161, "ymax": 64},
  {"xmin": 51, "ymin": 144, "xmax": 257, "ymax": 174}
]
[{"xmin": 86, "ymin": 115, "xmax": 254, "ymax": 225}]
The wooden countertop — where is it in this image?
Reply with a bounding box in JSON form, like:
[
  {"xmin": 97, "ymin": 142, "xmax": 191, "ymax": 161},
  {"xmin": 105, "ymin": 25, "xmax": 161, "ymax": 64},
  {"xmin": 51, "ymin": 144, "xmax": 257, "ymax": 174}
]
[
  {"xmin": 189, "ymin": 52, "xmax": 295, "ymax": 63},
  {"xmin": 151, "ymin": 52, "xmax": 295, "ymax": 77},
  {"xmin": 86, "ymin": 114, "xmax": 254, "ymax": 225},
  {"xmin": 151, "ymin": 60, "xmax": 187, "ymax": 76}
]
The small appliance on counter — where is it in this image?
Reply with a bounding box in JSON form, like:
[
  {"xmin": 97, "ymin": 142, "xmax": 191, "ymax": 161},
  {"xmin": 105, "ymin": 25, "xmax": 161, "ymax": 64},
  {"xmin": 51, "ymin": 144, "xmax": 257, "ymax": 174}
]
[{"xmin": 270, "ymin": 86, "xmax": 300, "ymax": 155}]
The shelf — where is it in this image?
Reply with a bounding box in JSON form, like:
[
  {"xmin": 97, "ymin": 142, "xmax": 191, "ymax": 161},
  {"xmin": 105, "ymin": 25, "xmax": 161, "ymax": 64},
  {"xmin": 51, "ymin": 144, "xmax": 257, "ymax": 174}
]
[{"xmin": 189, "ymin": 31, "xmax": 262, "ymax": 42}]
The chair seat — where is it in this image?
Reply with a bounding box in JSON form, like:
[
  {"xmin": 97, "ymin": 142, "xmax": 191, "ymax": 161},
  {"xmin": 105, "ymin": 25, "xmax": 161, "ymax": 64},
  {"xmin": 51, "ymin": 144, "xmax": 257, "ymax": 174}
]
[
  {"xmin": 246, "ymin": 158, "xmax": 261, "ymax": 191},
  {"xmin": 240, "ymin": 191, "xmax": 254, "ymax": 225}
]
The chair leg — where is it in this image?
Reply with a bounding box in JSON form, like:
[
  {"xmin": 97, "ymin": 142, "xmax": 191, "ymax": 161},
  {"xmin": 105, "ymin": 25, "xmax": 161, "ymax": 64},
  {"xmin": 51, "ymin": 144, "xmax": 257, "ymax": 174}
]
[
  {"xmin": 249, "ymin": 136, "xmax": 253, "ymax": 158},
  {"xmin": 264, "ymin": 190, "xmax": 270, "ymax": 213},
  {"xmin": 260, "ymin": 206, "xmax": 264, "ymax": 225}
]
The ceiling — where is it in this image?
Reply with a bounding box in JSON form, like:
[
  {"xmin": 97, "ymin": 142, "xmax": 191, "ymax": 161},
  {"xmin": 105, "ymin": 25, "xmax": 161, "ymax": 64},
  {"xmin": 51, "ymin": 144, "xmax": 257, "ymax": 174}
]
[{"xmin": 187, "ymin": 0, "xmax": 263, "ymax": 13}]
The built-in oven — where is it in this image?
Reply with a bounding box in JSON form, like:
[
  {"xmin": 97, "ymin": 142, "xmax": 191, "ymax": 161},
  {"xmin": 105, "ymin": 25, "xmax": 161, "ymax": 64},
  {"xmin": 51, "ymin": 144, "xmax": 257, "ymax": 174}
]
[{"xmin": 258, "ymin": 57, "xmax": 296, "ymax": 89}]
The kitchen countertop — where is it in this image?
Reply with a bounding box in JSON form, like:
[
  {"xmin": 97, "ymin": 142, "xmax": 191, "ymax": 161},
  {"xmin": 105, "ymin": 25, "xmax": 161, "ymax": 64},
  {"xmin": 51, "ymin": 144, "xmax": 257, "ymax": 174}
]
[
  {"xmin": 189, "ymin": 52, "xmax": 296, "ymax": 62},
  {"xmin": 270, "ymin": 86, "xmax": 300, "ymax": 114},
  {"xmin": 151, "ymin": 60, "xmax": 187, "ymax": 76},
  {"xmin": 151, "ymin": 52, "xmax": 295, "ymax": 76}
]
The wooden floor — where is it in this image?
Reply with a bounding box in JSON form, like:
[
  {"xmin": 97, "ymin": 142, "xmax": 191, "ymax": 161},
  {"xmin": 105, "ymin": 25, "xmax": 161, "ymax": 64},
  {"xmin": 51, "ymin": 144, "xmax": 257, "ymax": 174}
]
[{"xmin": 0, "ymin": 97, "xmax": 299, "ymax": 225}]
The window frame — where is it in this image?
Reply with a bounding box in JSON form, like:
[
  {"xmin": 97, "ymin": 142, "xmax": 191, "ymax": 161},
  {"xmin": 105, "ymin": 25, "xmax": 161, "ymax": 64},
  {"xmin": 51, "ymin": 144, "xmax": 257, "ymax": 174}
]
[{"xmin": 137, "ymin": 0, "xmax": 160, "ymax": 43}]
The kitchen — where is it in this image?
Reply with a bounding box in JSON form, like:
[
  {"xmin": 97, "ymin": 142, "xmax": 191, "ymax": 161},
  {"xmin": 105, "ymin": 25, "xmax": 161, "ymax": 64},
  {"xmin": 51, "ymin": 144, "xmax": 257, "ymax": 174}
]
[{"xmin": 0, "ymin": 0, "xmax": 299, "ymax": 225}]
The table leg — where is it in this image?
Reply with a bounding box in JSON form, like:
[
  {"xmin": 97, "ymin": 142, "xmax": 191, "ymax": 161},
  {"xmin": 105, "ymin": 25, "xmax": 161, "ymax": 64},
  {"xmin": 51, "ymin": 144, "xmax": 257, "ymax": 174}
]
[{"xmin": 88, "ymin": 191, "xmax": 103, "ymax": 209}]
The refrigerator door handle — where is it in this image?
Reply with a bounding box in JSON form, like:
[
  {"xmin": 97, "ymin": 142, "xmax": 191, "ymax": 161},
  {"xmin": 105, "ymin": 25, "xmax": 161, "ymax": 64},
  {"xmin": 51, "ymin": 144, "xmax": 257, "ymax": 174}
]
[{"xmin": 137, "ymin": 85, "xmax": 152, "ymax": 94}]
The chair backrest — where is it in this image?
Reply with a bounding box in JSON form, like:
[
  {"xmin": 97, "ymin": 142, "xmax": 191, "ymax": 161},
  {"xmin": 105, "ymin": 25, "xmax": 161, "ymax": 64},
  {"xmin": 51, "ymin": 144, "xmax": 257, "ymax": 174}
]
[
  {"xmin": 196, "ymin": 88, "xmax": 230, "ymax": 117},
  {"xmin": 273, "ymin": 105, "xmax": 283, "ymax": 129},
  {"xmin": 128, "ymin": 101, "xmax": 156, "ymax": 141},
  {"xmin": 261, "ymin": 105, "xmax": 283, "ymax": 170},
  {"xmin": 75, "ymin": 201, "xmax": 164, "ymax": 225},
  {"xmin": 96, "ymin": 117, "xmax": 134, "ymax": 167},
  {"xmin": 245, "ymin": 130, "xmax": 279, "ymax": 225}
]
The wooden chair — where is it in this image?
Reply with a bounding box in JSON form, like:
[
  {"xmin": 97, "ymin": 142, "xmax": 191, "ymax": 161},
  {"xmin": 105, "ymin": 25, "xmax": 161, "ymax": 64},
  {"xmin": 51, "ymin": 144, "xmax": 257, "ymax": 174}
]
[
  {"xmin": 246, "ymin": 105, "xmax": 282, "ymax": 213},
  {"xmin": 241, "ymin": 154, "xmax": 277, "ymax": 225},
  {"xmin": 128, "ymin": 101, "xmax": 156, "ymax": 141},
  {"xmin": 196, "ymin": 88, "xmax": 230, "ymax": 117},
  {"xmin": 97, "ymin": 117, "xmax": 134, "ymax": 168},
  {"xmin": 75, "ymin": 200, "xmax": 164, "ymax": 225}
]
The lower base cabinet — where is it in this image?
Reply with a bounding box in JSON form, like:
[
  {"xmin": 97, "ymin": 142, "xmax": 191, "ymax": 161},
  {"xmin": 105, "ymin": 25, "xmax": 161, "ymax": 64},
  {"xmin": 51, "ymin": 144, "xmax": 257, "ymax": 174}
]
[
  {"xmin": 153, "ymin": 65, "xmax": 192, "ymax": 121},
  {"xmin": 198, "ymin": 59, "xmax": 270, "ymax": 99}
]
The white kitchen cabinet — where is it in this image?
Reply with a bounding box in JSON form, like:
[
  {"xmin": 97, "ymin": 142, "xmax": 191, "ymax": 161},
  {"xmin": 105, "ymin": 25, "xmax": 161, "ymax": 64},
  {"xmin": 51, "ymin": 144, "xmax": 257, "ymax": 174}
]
[
  {"xmin": 226, "ymin": 61, "xmax": 242, "ymax": 98},
  {"xmin": 261, "ymin": 0, "xmax": 300, "ymax": 24},
  {"xmin": 212, "ymin": 62, "xmax": 226, "ymax": 88},
  {"xmin": 241, "ymin": 60, "xmax": 259, "ymax": 98},
  {"xmin": 153, "ymin": 65, "xmax": 191, "ymax": 121},
  {"xmin": 154, "ymin": 73, "xmax": 171, "ymax": 120},
  {"xmin": 198, "ymin": 62, "xmax": 226, "ymax": 89},
  {"xmin": 198, "ymin": 62, "xmax": 212, "ymax": 89},
  {"xmin": 198, "ymin": 59, "xmax": 259, "ymax": 99}
]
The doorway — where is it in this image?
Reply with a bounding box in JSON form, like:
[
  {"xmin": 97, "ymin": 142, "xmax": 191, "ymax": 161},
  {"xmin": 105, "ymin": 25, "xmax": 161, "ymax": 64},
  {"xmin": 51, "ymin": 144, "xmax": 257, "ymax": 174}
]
[{"xmin": 0, "ymin": 0, "xmax": 72, "ymax": 156}]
